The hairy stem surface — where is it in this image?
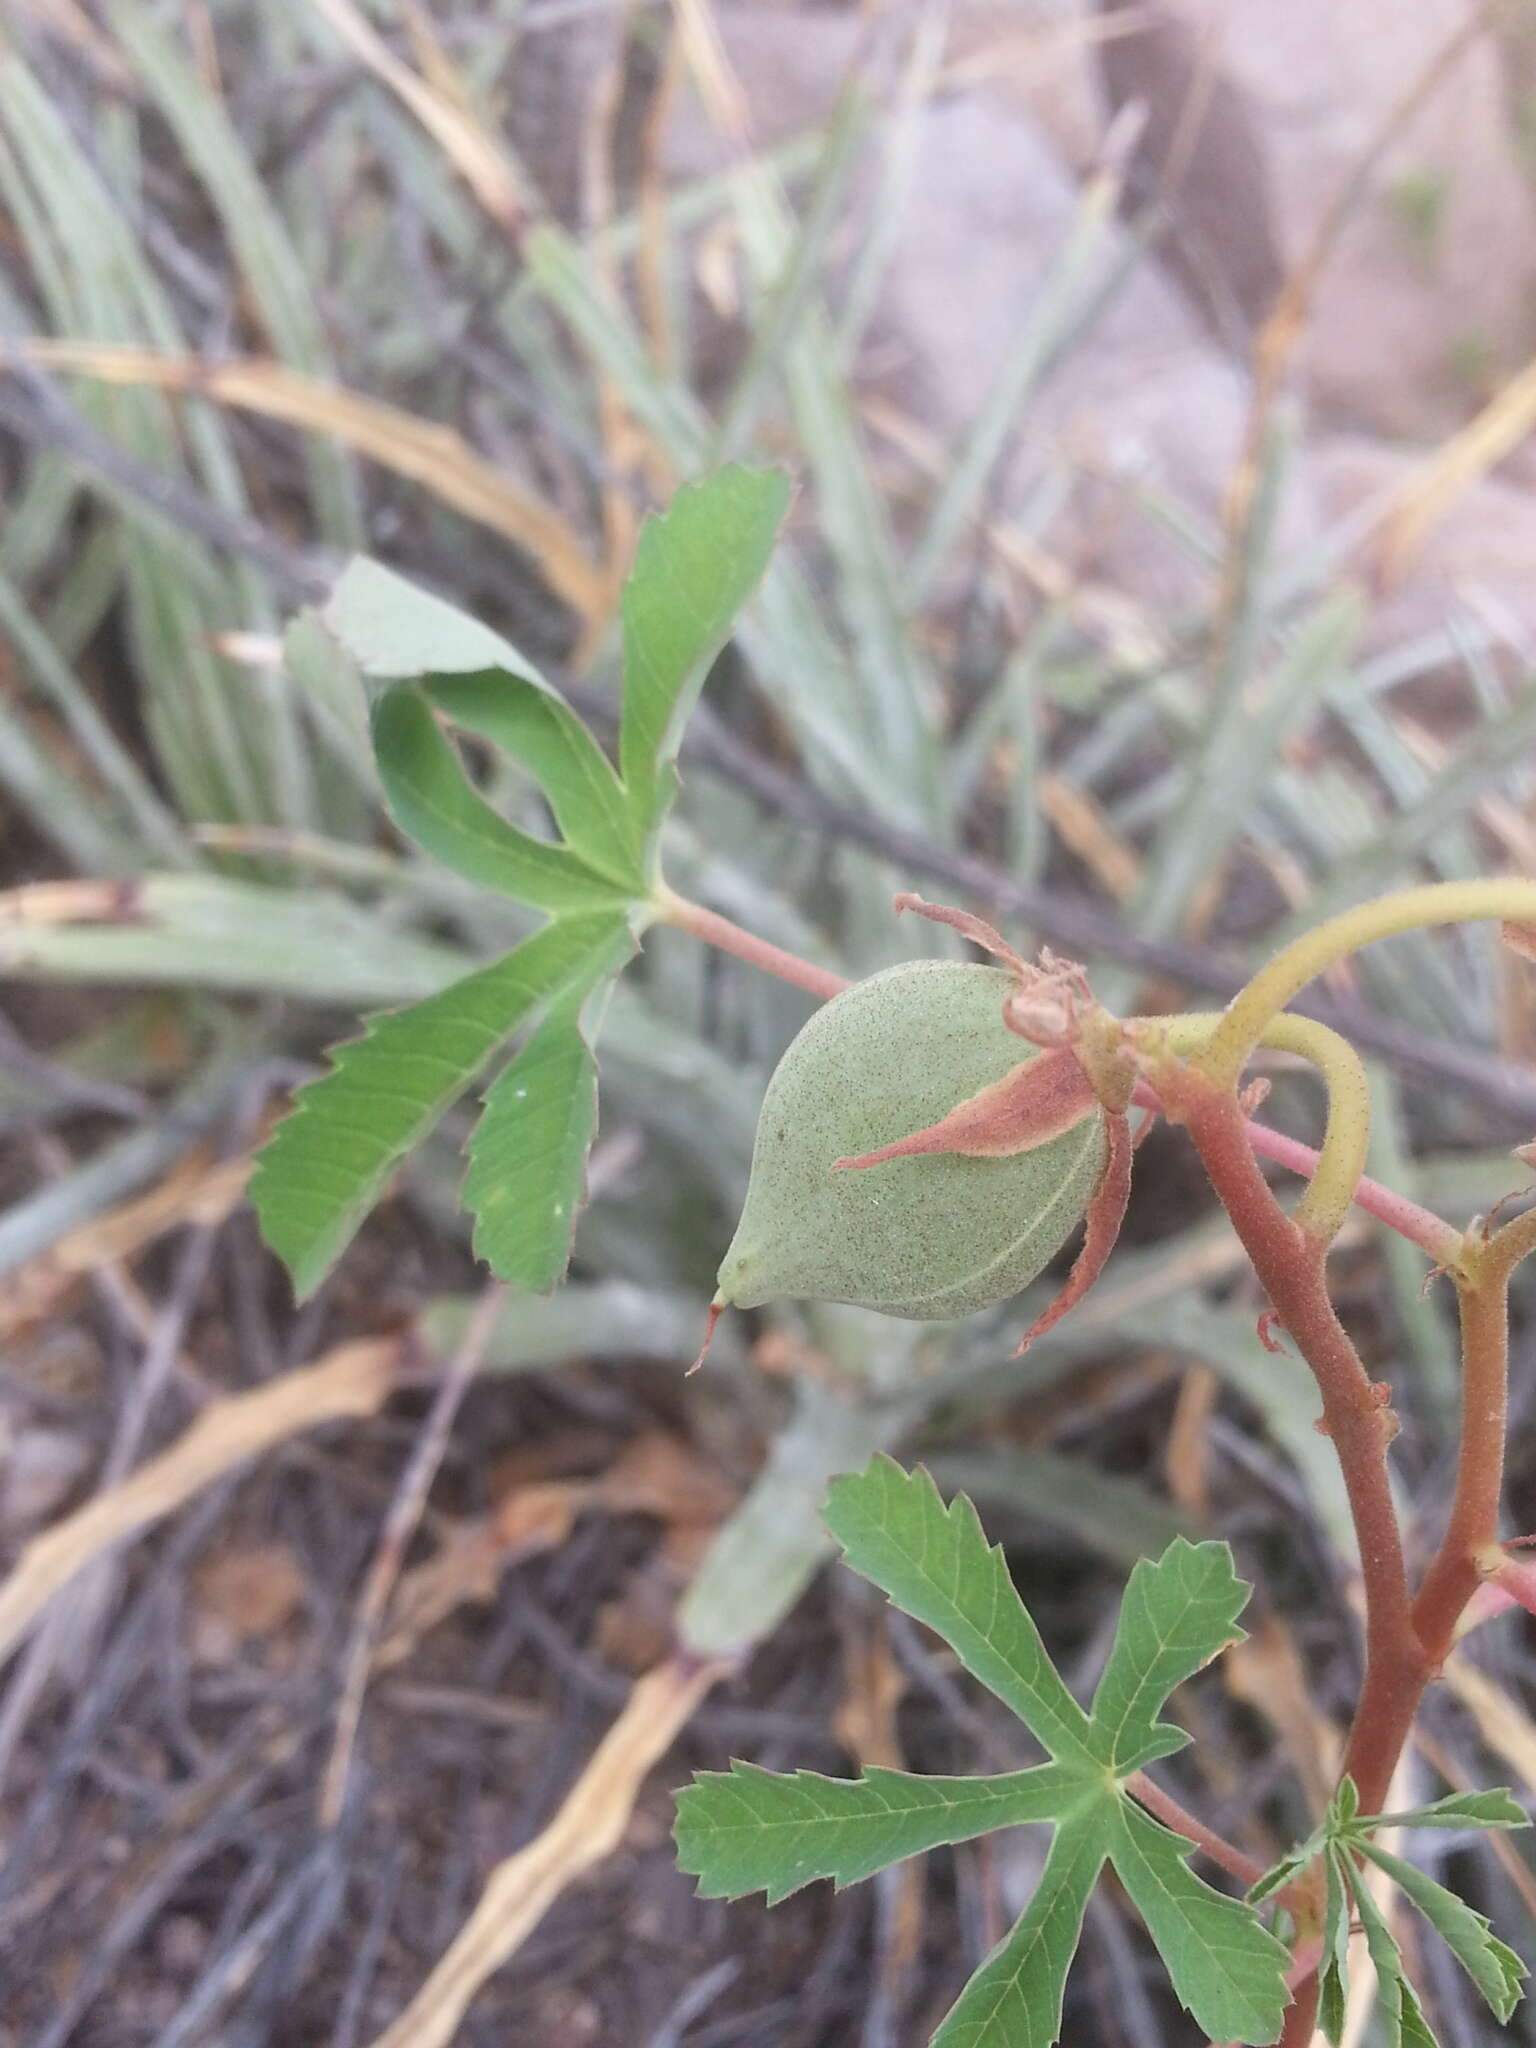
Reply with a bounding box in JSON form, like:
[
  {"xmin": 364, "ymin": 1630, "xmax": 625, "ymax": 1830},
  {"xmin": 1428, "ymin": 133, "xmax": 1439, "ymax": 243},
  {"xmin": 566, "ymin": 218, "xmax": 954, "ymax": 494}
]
[
  {"xmin": 1126, "ymin": 1772, "xmax": 1270, "ymax": 1893},
  {"xmin": 1172, "ymin": 1078, "xmax": 1424, "ymax": 1817},
  {"xmin": 651, "ymin": 886, "xmax": 850, "ymax": 1000},
  {"xmin": 1411, "ymin": 1211, "xmax": 1536, "ymax": 1659}
]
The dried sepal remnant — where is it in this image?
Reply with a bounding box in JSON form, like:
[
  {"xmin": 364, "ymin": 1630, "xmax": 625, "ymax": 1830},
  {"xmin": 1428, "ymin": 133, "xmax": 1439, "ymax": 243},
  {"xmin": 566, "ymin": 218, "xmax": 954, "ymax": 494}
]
[
  {"xmin": 1011, "ymin": 1104, "xmax": 1132, "ymax": 1355},
  {"xmin": 894, "ymin": 892, "xmax": 1093, "ymax": 1049}
]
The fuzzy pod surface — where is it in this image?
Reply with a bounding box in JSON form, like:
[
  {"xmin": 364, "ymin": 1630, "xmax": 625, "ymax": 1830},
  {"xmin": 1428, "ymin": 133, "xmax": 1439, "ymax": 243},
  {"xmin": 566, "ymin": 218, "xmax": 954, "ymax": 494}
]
[{"xmin": 717, "ymin": 961, "xmax": 1108, "ymax": 1320}]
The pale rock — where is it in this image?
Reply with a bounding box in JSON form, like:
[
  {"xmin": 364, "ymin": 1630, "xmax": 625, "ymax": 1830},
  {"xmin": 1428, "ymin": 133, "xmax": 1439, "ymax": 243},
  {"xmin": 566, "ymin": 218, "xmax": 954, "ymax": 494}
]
[
  {"xmin": 1148, "ymin": 0, "xmax": 1536, "ymax": 436},
  {"xmin": 666, "ymin": 9, "xmax": 1314, "ymax": 610}
]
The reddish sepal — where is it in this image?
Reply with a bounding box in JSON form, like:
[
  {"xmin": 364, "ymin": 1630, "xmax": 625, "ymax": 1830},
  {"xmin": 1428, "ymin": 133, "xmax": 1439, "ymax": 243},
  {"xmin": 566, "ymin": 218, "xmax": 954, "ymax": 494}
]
[
  {"xmin": 834, "ymin": 1047, "xmax": 1099, "ymax": 1170},
  {"xmin": 1457, "ymin": 1542, "xmax": 1536, "ymax": 1637},
  {"xmin": 1013, "ymin": 1106, "xmax": 1133, "ymax": 1354},
  {"xmin": 1483, "ymin": 1544, "xmax": 1536, "ymax": 1618}
]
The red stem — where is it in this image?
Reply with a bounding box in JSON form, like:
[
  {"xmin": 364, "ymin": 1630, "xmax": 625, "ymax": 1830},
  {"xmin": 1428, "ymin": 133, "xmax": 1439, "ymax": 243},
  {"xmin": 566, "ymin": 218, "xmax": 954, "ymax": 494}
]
[
  {"xmin": 653, "ymin": 889, "xmax": 850, "ymax": 1001},
  {"xmin": 1171, "ymin": 1080, "xmax": 1426, "ymax": 1817},
  {"xmin": 1130, "ymin": 1079, "xmax": 1460, "ymax": 1263},
  {"xmin": 1412, "ymin": 1261, "xmax": 1515, "ymax": 1657},
  {"xmin": 1126, "ymin": 1771, "xmax": 1272, "ymax": 1893},
  {"xmin": 1275, "ymin": 1970, "xmax": 1321, "ymax": 2048},
  {"xmin": 665, "ymin": 896, "xmax": 1522, "ymax": 2041}
]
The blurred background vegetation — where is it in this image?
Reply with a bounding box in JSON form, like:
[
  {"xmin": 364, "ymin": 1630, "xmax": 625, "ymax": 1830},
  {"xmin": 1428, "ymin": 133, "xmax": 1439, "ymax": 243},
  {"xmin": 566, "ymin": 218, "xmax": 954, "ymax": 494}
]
[{"xmin": 3, "ymin": 3, "xmax": 1536, "ymax": 2042}]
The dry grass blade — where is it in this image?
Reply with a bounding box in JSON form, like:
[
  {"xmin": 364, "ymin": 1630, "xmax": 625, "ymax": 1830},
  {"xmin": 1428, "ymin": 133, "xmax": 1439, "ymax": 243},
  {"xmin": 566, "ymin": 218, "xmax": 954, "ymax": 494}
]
[
  {"xmin": 308, "ymin": 0, "xmax": 529, "ymax": 238},
  {"xmin": 0, "ymin": 1149, "xmax": 250, "ymax": 1341},
  {"xmin": 368, "ymin": 1653, "xmax": 729, "ymax": 2048},
  {"xmin": 1037, "ymin": 776, "xmax": 1142, "ymax": 902},
  {"xmin": 0, "ymin": 878, "xmax": 143, "ymax": 925},
  {"xmin": 1378, "ymin": 353, "xmax": 1536, "ymax": 579},
  {"xmin": 0, "ymin": 1337, "xmax": 402, "ymax": 1666},
  {"xmin": 857, "ymin": 390, "xmax": 1165, "ymax": 672},
  {"xmin": 1414, "ymin": 1721, "xmax": 1536, "ymax": 1924},
  {"xmin": 1443, "ymin": 1654, "xmax": 1536, "ymax": 1793},
  {"xmin": 11, "ymin": 343, "xmax": 607, "ymax": 621}
]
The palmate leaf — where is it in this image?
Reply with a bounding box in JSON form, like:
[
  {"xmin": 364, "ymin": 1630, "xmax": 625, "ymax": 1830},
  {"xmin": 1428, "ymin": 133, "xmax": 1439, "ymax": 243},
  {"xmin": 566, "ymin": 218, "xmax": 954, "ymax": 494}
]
[
  {"xmin": 1248, "ymin": 1776, "xmax": 1530, "ymax": 2044},
  {"xmin": 255, "ymin": 468, "xmax": 783, "ymax": 1295},
  {"xmin": 675, "ymin": 1762, "xmax": 1079, "ymax": 1905},
  {"xmin": 677, "ymin": 1459, "xmax": 1290, "ymax": 2046},
  {"xmin": 250, "ymin": 912, "xmax": 626, "ymax": 1298}
]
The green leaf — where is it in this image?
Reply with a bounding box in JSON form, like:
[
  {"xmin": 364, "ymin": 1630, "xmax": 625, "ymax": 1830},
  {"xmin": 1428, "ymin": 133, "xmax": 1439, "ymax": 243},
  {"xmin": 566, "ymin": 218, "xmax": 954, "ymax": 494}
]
[
  {"xmin": 255, "ymin": 477, "xmax": 795, "ymax": 1297},
  {"xmin": 372, "ymin": 685, "xmax": 629, "ymax": 910},
  {"xmin": 1248, "ymin": 1777, "xmax": 1365, "ymax": 1905},
  {"xmin": 1357, "ymin": 1840, "xmax": 1528, "ymax": 2021},
  {"xmin": 325, "ymin": 555, "xmax": 551, "ymax": 685},
  {"xmin": 1087, "ymin": 1537, "xmax": 1250, "ymax": 1772},
  {"xmin": 823, "ymin": 1456, "xmax": 1093, "ymax": 1762},
  {"xmin": 1247, "ymin": 1821, "xmax": 1330, "ymax": 1907},
  {"xmin": 922, "ymin": 1447, "xmax": 1192, "ymax": 1572},
  {"xmin": 930, "ymin": 1803, "xmax": 1110, "ymax": 2048},
  {"xmin": 619, "ymin": 465, "xmax": 791, "ymax": 829},
  {"xmin": 1110, "ymin": 1801, "xmax": 1291, "ymax": 2045},
  {"xmin": 1317, "ymin": 1846, "xmax": 1352, "ymax": 2046},
  {"xmin": 425, "ymin": 671, "xmax": 638, "ymax": 885},
  {"xmin": 251, "ymin": 914, "xmax": 623, "ymax": 1297},
  {"xmin": 1344, "ymin": 1864, "xmax": 1441, "ymax": 2048},
  {"xmin": 1366, "ymin": 1789, "xmax": 1528, "ymax": 1833},
  {"xmin": 674, "ymin": 1762, "xmax": 1078, "ymax": 1905},
  {"xmin": 676, "ymin": 1461, "xmax": 1289, "ymax": 2048},
  {"xmin": 463, "ymin": 939, "xmax": 629, "ymax": 1290},
  {"xmin": 324, "ymin": 556, "xmax": 642, "ymax": 891}
]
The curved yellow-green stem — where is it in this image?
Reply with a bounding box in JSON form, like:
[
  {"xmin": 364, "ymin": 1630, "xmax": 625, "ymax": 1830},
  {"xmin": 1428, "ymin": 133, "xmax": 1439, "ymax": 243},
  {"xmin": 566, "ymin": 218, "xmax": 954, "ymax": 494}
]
[
  {"xmin": 1155, "ymin": 1012, "xmax": 1370, "ymax": 1246},
  {"xmin": 1197, "ymin": 880, "xmax": 1536, "ymax": 1093}
]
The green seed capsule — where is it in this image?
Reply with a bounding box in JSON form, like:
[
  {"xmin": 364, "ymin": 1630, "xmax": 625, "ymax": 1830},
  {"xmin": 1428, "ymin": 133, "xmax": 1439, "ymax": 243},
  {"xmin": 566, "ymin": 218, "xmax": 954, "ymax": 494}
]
[{"xmin": 717, "ymin": 961, "xmax": 1108, "ymax": 1321}]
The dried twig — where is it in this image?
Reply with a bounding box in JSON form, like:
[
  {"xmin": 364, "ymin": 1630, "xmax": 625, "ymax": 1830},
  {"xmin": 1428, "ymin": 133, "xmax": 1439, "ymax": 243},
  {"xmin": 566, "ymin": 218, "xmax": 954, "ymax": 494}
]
[{"xmin": 318, "ymin": 1282, "xmax": 506, "ymax": 1827}]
